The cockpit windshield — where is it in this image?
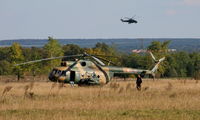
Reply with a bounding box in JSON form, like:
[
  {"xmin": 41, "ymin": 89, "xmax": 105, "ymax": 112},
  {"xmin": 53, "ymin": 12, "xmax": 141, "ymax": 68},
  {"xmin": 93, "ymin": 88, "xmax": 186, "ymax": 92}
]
[{"xmin": 52, "ymin": 69, "xmax": 66, "ymax": 76}]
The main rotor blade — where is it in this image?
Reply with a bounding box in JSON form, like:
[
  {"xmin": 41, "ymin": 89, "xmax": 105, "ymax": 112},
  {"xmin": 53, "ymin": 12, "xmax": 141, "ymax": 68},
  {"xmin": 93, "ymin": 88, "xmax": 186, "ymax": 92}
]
[
  {"xmin": 149, "ymin": 52, "xmax": 158, "ymax": 63},
  {"xmin": 95, "ymin": 56, "xmax": 117, "ymax": 66},
  {"xmin": 64, "ymin": 59, "xmax": 80, "ymax": 72},
  {"xmin": 91, "ymin": 56, "xmax": 105, "ymax": 66},
  {"xmin": 91, "ymin": 54, "xmax": 119, "ymax": 58},
  {"xmin": 83, "ymin": 52, "xmax": 106, "ymax": 66},
  {"xmin": 15, "ymin": 54, "xmax": 84, "ymax": 66}
]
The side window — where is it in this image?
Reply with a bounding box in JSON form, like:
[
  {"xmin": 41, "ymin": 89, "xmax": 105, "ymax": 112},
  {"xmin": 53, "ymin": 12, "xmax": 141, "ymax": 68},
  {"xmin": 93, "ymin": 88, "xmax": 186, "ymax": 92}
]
[{"xmin": 81, "ymin": 62, "xmax": 86, "ymax": 67}]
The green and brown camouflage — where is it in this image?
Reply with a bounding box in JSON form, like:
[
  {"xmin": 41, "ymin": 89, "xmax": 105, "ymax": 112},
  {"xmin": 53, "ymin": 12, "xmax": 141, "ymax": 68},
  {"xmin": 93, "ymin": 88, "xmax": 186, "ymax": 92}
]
[
  {"xmin": 48, "ymin": 54, "xmax": 165, "ymax": 85},
  {"xmin": 16, "ymin": 52, "xmax": 165, "ymax": 85}
]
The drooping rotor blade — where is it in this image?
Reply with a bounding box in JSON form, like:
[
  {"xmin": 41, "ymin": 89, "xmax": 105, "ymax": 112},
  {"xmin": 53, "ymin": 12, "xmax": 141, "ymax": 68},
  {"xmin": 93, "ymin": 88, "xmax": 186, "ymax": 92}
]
[
  {"xmin": 91, "ymin": 56, "xmax": 105, "ymax": 66},
  {"xmin": 149, "ymin": 52, "xmax": 158, "ymax": 63},
  {"xmin": 95, "ymin": 56, "xmax": 117, "ymax": 66},
  {"xmin": 82, "ymin": 52, "xmax": 106, "ymax": 66},
  {"xmin": 63, "ymin": 59, "xmax": 80, "ymax": 72},
  {"xmin": 91, "ymin": 54, "xmax": 119, "ymax": 58},
  {"xmin": 15, "ymin": 54, "xmax": 84, "ymax": 66}
]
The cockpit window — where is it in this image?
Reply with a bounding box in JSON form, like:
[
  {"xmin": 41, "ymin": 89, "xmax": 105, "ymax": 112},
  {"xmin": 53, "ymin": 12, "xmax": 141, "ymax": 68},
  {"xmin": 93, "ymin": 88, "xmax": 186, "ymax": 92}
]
[
  {"xmin": 61, "ymin": 71, "xmax": 66, "ymax": 76},
  {"xmin": 52, "ymin": 69, "xmax": 66, "ymax": 76},
  {"xmin": 52, "ymin": 69, "xmax": 57, "ymax": 74}
]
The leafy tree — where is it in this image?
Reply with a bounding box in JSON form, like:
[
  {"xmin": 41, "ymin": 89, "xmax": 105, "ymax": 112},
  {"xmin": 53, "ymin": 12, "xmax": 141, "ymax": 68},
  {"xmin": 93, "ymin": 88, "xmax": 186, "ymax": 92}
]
[
  {"xmin": 173, "ymin": 52, "xmax": 190, "ymax": 77},
  {"xmin": 164, "ymin": 55, "xmax": 178, "ymax": 77},
  {"xmin": 44, "ymin": 37, "xmax": 63, "ymax": 57},
  {"xmin": 43, "ymin": 37, "xmax": 64, "ymax": 72},
  {"xmin": 148, "ymin": 40, "xmax": 170, "ymax": 54},
  {"xmin": 8, "ymin": 43, "xmax": 25, "ymax": 80},
  {"xmin": 22, "ymin": 47, "xmax": 44, "ymax": 75},
  {"xmin": 9, "ymin": 43, "xmax": 24, "ymax": 63},
  {"xmin": 85, "ymin": 42, "xmax": 120, "ymax": 65},
  {"xmin": 190, "ymin": 52, "xmax": 200, "ymax": 79},
  {"xmin": 0, "ymin": 47, "xmax": 10, "ymax": 61},
  {"xmin": 0, "ymin": 47, "xmax": 12, "ymax": 75},
  {"xmin": 94, "ymin": 42, "xmax": 110, "ymax": 53},
  {"xmin": 0, "ymin": 60, "xmax": 12, "ymax": 75},
  {"xmin": 122, "ymin": 53, "xmax": 148, "ymax": 69},
  {"xmin": 63, "ymin": 44, "xmax": 83, "ymax": 55}
]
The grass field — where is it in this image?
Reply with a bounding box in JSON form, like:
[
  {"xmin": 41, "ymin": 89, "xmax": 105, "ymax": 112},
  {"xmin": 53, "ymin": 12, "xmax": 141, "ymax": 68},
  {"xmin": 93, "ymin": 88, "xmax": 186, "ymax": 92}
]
[{"xmin": 0, "ymin": 78, "xmax": 200, "ymax": 120}]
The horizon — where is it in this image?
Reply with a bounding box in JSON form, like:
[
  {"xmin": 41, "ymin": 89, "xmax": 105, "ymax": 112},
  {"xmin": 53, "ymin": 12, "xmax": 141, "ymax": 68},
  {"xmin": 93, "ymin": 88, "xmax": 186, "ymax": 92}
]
[{"xmin": 1, "ymin": 37, "xmax": 200, "ymax": 41}]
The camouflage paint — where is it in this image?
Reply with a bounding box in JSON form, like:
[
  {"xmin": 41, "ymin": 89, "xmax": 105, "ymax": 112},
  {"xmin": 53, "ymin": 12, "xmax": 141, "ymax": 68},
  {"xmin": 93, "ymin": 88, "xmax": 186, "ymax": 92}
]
[{"xmin": 49, "ymin": 59, "xmax": 158, "ymax": 85}]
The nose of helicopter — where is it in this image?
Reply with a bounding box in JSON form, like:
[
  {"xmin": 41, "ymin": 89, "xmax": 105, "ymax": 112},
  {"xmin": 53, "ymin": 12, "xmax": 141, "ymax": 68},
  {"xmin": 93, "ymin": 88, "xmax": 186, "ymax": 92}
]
[
  {"xmin": 48, "ymin": 69, "xmax": 67, "ymax": 82},
  {"xmin": 48, "ymin": 74, "xmax": 57, "ymax": 82}
]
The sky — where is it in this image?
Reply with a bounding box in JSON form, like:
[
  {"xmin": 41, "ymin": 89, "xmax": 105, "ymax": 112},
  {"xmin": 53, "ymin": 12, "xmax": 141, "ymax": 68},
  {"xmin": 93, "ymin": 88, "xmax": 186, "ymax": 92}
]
[{"xmin": 0, "ymin": 0, "xmax": 200, "ymax": 40}]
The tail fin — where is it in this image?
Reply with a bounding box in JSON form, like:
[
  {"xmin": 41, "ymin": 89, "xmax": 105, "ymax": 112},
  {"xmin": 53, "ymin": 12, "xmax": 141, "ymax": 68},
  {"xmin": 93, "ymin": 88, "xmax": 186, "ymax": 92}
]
[
  {"xmin": 149, "ymin": 52, "xmax": 165, "ymax": 73},
  {"xmin": 120, "ymin": 19, "xmax": 124, "ymax": 22}
]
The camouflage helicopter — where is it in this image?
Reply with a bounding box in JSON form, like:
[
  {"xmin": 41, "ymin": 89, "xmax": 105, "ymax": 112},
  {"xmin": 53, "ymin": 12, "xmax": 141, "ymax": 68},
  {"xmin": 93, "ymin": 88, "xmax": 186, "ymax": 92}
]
[{"xmin": 16, "ymin": 52, "xmax": 165, "ymax": 85}]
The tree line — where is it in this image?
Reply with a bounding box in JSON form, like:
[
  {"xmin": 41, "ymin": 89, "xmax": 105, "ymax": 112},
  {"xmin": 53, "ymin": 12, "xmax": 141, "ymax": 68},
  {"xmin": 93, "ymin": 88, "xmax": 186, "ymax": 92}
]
[{"xmin": 0, "ymin": 37, "xmax": 199, "ymax": 80}]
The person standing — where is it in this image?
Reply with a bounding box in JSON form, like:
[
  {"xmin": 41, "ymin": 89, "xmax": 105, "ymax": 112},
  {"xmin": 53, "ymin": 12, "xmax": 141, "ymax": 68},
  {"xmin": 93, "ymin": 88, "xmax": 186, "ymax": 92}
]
[{"xmin": 136, "ymin": 75, "xmax": 142, "ymax": 91}]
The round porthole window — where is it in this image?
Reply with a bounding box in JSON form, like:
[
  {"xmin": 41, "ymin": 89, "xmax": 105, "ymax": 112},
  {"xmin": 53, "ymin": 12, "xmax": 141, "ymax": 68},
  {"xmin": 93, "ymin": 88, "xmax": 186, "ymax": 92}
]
[{"xmin": 81, "ymin": 62, "xmax": 86, "ymax": 66}]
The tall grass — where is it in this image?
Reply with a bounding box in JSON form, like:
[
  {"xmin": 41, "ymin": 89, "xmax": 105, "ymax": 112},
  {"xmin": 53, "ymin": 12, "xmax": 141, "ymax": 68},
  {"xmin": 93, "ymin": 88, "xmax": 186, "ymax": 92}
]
[{"xmin": 0, "ymin": 78, "xmax": 200, "ymax": 120}]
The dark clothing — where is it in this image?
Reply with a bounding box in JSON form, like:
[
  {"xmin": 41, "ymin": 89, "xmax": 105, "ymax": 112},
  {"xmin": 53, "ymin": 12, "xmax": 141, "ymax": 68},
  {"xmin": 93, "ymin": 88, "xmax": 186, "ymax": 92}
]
[{"xmin": 136, "ymin": 76, "xmax": 142, "ymax": 91}]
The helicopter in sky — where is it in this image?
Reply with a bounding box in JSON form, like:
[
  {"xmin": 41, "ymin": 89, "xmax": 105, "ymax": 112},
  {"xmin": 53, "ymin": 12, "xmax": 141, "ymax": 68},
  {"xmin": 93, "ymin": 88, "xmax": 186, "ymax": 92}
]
[
  {"xmin": 121, "ymin": 16, "xmax": 138, "ymax": 24},
  {"xmin": 16, "ymin": 52, "xmax": 165, "ymax": 85}
]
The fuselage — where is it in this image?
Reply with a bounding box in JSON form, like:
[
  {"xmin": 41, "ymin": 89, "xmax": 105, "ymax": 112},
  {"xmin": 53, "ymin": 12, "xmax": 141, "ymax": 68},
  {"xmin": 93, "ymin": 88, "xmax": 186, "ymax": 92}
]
[
  {"xmin": 121, "ymin": 19, "xmax": 137, "ymax": 24},
  {"xmin": 48, "ymin": 60, "xmax": 151, "ymax": 85}
]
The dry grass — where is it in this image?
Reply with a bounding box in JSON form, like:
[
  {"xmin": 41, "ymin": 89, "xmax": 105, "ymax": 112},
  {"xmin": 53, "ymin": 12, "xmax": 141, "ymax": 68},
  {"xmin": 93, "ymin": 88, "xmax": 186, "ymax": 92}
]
[{"xmin": 0, "ymin": 78, "xmax": 200, "ymax": 120}]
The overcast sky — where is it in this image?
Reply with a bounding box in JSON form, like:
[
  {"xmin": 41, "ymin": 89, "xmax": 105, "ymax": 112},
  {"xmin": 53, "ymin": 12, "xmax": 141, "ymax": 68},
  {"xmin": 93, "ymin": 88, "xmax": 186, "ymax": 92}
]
[{"xmin": 0, "ymin": 0, "xmax": 200, "ymax": 40}]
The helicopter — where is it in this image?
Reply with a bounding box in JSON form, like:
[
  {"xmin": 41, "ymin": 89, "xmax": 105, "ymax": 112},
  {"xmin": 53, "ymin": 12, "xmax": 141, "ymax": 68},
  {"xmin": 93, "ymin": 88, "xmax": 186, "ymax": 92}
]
[
  {"xmin": 16, "ymin": 52, "xmax": 165, "ymax": 85},
  {"xmin": 121, "ymin": 16, "xmax": 138, "ymax": 24}
]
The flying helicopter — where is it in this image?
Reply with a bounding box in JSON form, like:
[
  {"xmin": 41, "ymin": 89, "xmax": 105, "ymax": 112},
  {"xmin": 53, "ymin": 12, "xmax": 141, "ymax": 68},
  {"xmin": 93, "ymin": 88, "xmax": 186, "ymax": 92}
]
[
  {"xmin": 121, "ymin": 16, "xmax": 138, "ymax": 24},
  {"xmin": 16, "ymin": 52, "xmax": 165, "ymax": 85}
]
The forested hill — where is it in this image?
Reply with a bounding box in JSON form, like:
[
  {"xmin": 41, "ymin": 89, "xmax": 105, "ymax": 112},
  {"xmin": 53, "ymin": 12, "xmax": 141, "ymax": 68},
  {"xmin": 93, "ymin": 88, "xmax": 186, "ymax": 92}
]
[{"xmin": 0, "ymin": 38, "xmax": 199, "ymax": 52}]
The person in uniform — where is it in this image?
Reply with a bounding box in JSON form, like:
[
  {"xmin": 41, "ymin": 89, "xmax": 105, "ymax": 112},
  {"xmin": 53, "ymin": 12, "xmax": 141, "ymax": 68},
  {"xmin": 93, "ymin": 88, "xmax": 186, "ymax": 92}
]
[{"xmin": 136, "ymin": 75, "xmax": 142, "ymax": 91}]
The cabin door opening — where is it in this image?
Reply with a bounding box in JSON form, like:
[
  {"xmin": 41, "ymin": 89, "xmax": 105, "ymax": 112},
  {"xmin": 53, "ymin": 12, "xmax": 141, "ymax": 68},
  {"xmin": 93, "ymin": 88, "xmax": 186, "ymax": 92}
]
[{"xmin": 70, "ymin": 71, "xmax": 75, "ymax": 82}]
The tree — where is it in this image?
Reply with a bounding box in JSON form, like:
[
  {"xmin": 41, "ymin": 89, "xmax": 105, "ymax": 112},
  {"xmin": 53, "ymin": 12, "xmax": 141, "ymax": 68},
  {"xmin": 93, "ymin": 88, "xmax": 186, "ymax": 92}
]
[
  {"xmin": 62, "ymin": 44, "xmax": 83, "ymax": 55},
  {"xmin": 9, "ymin": 43, "xmax": 24, "ymax": 63},
  {"xmin": 164, "ymin": 55, "xmax": 178, "ymax": 77},
  {"xmin": 190, "ymin": 52, "xmax": 200, "ymax": 80},
  {"xmin": 0, "ymin": 47, "xmax": 12, "ymax": 75},
  {"xmin": 22, "ymin": 47, "xmax": 44, "ymax": 76},
  {"xmin": 173, "ymin": 52, "xmax": 190, "ymax": 77},
  {"xmin": 9, "ymin": 43, "xmax": 24, "ymax": 80},
  {"xmin": 148, "ymin": 40, "xmax": 170, "ymax": 54},
  {"xmin": 0, "ymin": 47, "xmax": 10, "ymax": 61},
  {"xmin": 85, "ymin": 42, "xmax": 120, "ymax": 65},
  {"xmin": 43, "ymin": 37, "xmax": 64, "ymax": 72},
  {"xmin": 0, "ymin": 60, "xmax": 12, "ymax": 75}
]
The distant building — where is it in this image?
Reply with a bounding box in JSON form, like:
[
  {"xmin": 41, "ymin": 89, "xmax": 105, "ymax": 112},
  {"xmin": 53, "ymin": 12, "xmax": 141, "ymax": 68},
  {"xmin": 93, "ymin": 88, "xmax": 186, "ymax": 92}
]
[
  {"xmin": 168, "ymin": 49, "xmax": 176, "ymax": 52},
  {"xmin": 132, "ymin": 49, "xmax": 147, "ymax": 53},
  {"xmin": 132, "ymin": 49, "xmax": 176, "ymax": 53}
]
